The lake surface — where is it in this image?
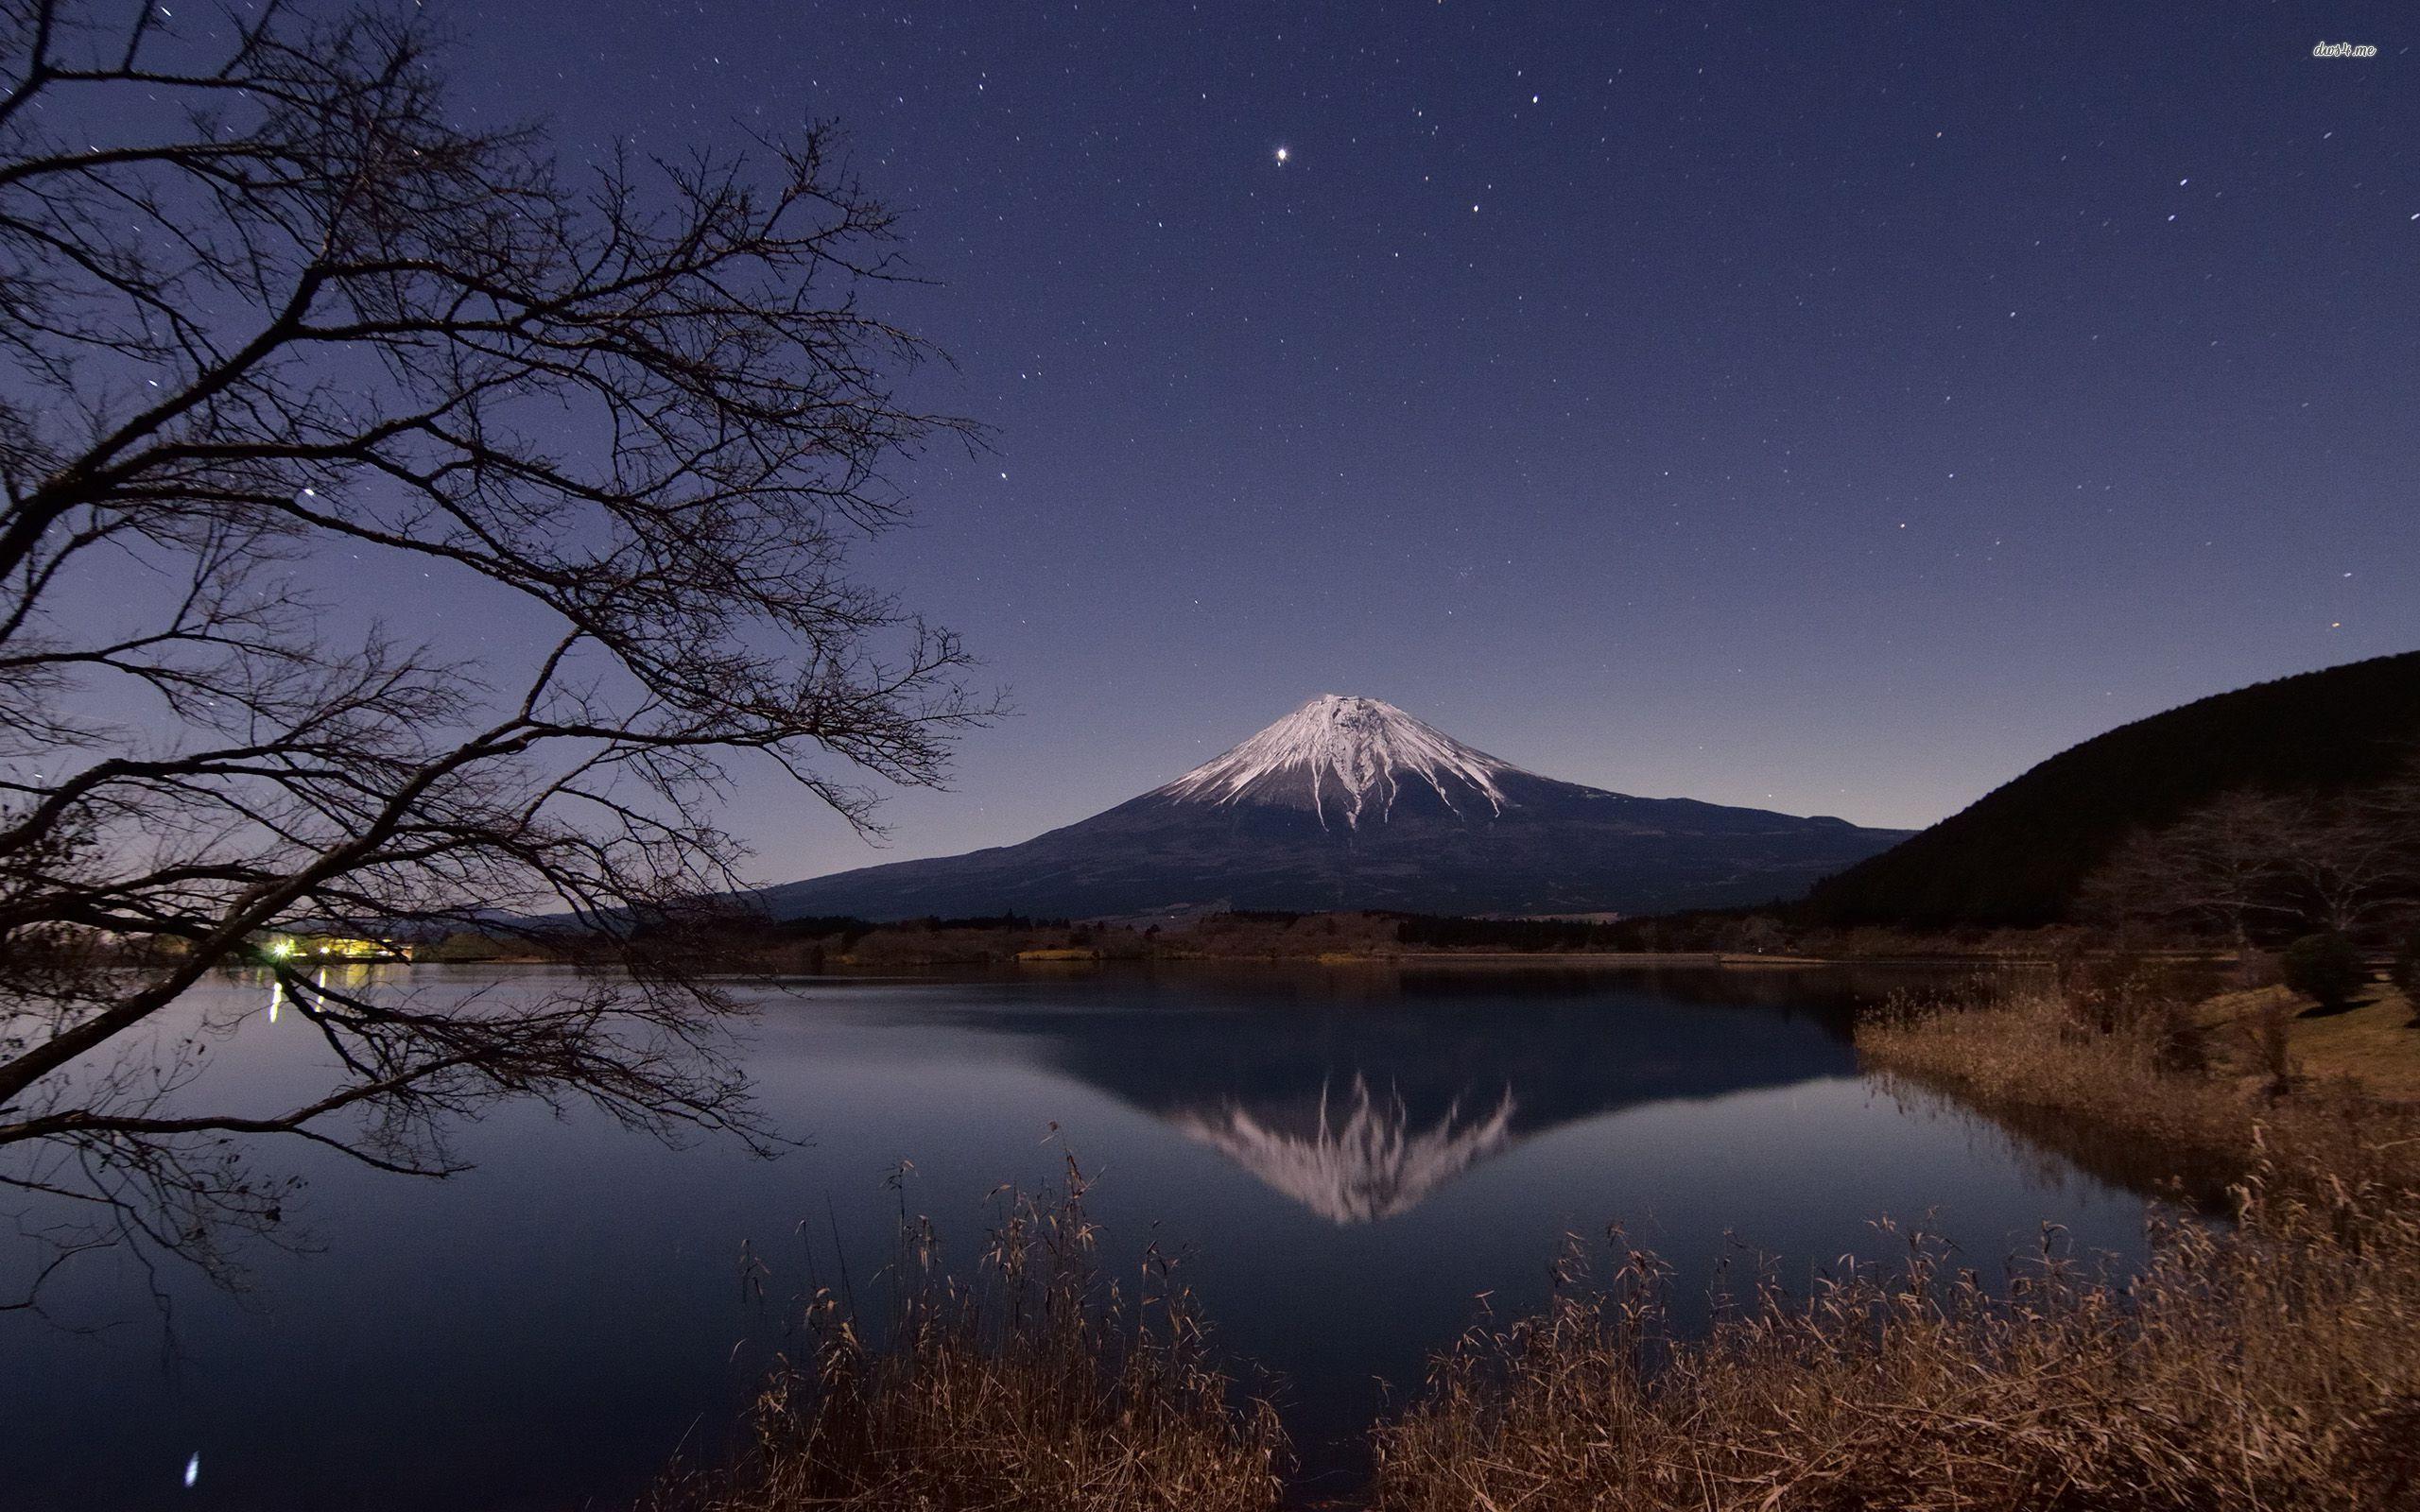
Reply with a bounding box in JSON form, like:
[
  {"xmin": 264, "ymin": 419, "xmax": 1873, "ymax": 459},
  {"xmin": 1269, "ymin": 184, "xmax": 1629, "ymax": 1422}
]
[{"xmin": 4, "ymin": 962, "xmax": 2161, "ymax": 1509}]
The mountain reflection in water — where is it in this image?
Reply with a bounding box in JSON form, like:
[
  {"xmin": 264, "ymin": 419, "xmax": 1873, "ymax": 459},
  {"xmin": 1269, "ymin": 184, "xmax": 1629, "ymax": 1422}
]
[
  {"xmin": 867, "ymin": 963, "xmax": 1895, "ymax": 1223},
  {"xmin": 1169, "ymin": 1074, "xmax": 1519, "ymax": 1223}
]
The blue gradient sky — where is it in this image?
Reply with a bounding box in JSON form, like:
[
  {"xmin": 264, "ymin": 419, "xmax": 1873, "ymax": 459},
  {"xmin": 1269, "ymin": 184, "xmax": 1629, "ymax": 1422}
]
[{"xmin": 427, "ymin": 1, "xmax": 2417, "ymax": 884}]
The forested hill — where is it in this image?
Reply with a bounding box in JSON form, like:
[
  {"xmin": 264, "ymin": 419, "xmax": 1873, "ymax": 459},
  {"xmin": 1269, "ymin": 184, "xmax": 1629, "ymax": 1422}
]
[{"xmin": 1800, "ymin": 651, "xmax": 2420, "ymax": 928}]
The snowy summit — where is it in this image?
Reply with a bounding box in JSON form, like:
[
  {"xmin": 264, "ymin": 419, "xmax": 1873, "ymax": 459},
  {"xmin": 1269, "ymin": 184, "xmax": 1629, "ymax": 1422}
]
[{"xmin": 1157, "ymin": 694, "xmax": 1518, "ymax": 830}]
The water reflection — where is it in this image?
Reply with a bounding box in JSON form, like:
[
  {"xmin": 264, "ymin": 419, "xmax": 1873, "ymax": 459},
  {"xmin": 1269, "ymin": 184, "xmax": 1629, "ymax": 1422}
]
[
  {"xmin": 1168, "ymin": 1074, "xmax": 1518, "ymax": 1222},
  {"xmin": 1871, "ymin": 1066, "xmax": 2238, "ymax": 1207},
  {"xmin": 853, "ymin": 963, "xmax": 1879, "ymax": 1221},
  {"xmin": 238, "ymin": 961, "xmax": 400, "ymax": 1028}
]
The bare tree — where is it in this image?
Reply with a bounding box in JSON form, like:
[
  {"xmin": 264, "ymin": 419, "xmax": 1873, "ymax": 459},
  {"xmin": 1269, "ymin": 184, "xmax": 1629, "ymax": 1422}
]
[
  {"xmin": 2080, "ymin": 790, "xmax": 2303, "ymax": 947},
  {"xmin": 2083, "ymin": 765, "xmax": 2420, "ymax": 948},
  {"xmin": 2279, "ymin": 795, "xmax": 2413, "ymax": 936},
  {"xmin": 0, "ymin": 2, "xmax": 990, "ymax": 1306},
  {"xmin": 2353, "ymin": 756, "xmax": 2420, "ymax": 933}
]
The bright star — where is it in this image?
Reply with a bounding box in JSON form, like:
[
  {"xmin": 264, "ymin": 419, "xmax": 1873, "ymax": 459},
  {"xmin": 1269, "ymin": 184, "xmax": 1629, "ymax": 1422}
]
[{"xmin": 1273, "ymin": 146, "xmax": 1289, "ymax": 164}]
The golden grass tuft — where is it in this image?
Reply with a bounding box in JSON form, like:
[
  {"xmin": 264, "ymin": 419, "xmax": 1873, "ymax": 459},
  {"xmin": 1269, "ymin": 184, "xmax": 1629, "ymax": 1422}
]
[{"xmin": 645, "ymin": 1161, "xmax": 1288, "ymax": 1512}]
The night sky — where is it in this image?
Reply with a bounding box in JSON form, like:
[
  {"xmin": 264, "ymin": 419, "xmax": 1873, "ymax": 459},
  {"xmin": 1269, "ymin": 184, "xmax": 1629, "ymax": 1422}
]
[{"xmin": 427, "ymin": 2, "xmax": 2417, "ymax": 885}]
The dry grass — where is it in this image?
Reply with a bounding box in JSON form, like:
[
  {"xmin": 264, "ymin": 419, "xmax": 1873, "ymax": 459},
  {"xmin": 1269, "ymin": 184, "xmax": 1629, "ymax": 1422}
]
[
  {"xmin": 2204, "ymin": 985, "xmax": 2420, "ymax": 1103},
  {"xmin": 1369, "ymin": 1165, "xmax": 2420, "ymax": 1511},
  {"xmin": 1858, "ymin": 975, "xmax": 2420, "ymax": 1198},
  {"xmin": 645, "ymin": 1161, "xmax": 1288, "ymax": 1512}
]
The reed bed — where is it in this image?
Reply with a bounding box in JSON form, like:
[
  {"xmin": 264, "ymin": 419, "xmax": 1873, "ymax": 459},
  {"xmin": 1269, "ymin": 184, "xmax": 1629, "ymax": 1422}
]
[
  {"xmin": 1370, "ymin": 1163, "xmax": 2420, "ymax": 1511},
  {"xmin": 645, "ymin": 1161, "xmax": 1288, "ymax": 1512},
  {"xmin": 1860, "ymin": 974, "xmax": 2420, "ymax": 1196}
]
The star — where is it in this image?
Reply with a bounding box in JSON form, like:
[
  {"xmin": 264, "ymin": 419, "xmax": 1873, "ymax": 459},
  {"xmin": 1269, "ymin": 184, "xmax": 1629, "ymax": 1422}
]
[{"xmin": 1273, "ymin": 146, "xmax": 1289, "ymax": 164}]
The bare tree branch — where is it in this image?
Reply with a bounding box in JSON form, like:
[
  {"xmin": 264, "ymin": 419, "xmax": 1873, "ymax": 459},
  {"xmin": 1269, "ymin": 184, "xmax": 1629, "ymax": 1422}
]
[{"xmin": 0, "ymin": 0, "xmax": 995, "ymax": 1301}]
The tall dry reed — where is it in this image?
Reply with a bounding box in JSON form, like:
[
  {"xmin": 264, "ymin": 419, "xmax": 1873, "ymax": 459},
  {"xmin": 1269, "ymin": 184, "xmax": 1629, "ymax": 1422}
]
[
  {"xmin": 1371, "ymin": 1160, "xmax": 2420, "ymax": 1511},
  {"xmin": 646, "ymin": 1160, "xmax": 1288, "ymax": 1512}
]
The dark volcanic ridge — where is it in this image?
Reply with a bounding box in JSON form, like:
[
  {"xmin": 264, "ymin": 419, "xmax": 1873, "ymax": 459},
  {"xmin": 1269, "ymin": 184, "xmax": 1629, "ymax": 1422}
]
[{"xmin": 758, "ymin": 695, "xmax": 1911, "ymax": 921}]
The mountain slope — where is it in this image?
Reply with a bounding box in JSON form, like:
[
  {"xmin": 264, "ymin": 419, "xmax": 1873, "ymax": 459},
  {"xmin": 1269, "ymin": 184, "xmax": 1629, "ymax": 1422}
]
[
  {"xmin": 1802, "ymin": 651, "xmax": 2420, "ymax": 929},
  {"xmin": 759, "ymin": 695, "xmax": 1910, "ymax": 920}
]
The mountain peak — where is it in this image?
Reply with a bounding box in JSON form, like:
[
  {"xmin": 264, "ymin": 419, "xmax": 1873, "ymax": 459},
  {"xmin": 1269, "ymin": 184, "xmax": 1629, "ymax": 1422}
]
[{"xmin": 1157, "ymin": 694, "xmax": 1522, "ymax": 830}]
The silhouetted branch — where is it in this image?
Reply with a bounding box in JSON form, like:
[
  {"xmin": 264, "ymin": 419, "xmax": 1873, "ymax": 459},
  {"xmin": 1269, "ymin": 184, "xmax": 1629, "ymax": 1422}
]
[{"xmin": 0, "ymin": 0, "xmax": 994, "ymax": 1301}]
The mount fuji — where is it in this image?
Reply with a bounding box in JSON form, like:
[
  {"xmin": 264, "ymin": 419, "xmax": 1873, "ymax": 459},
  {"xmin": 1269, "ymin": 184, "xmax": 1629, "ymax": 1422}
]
[{"xmin": 757, "ymin": 695, "xmax": 1911, "ymax": 921}]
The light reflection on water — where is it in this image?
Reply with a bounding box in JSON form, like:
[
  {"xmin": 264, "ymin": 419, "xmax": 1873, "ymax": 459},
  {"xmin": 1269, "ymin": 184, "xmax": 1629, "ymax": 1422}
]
[{"xmin": 5, "ymin": 963, "xmax": 2164, "ymax": 1510}]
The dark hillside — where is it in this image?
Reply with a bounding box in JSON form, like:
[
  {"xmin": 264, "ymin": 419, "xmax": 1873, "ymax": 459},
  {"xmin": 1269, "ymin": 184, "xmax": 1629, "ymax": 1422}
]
[{"xmin": 1801, "ymin": 652, "xmax": 2420, "ymax": 928}]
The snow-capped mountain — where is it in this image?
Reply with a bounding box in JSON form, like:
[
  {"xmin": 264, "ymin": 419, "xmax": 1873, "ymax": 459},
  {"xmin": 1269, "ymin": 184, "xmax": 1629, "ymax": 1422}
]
[
  {"xmin": 1156, "ymin": 695, "xmax": 1512, "ymax": 828},
  {"xmin": 757, "ymin": 694, "xmax": 1911, "ymax": 920}
]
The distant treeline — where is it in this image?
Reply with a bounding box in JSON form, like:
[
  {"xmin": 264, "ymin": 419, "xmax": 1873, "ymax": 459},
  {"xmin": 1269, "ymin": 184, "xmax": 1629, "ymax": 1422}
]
[
  {"xmin": 172, "ymin": 904, "xmax": 2145, "ymax": 973},
  {"xmin": 691, "ymin": 905, "xmax": 1844, "ymax": 966},
  {"xmin": 754, "ymin": 913, "xmax": 1069, "ymax": 941},
  {"xmin": 1396, "ymin": 914, "xmax": 1637, "ymax": 951},
  {"xmin": 745, "ymin": 908, "xmax": 1656, "ymax": 956}
]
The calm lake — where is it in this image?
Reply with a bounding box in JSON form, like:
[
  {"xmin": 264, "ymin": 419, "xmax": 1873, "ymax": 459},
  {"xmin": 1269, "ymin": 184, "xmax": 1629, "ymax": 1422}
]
[{"xmin": 6, "ymin": 963, "xmax": 2163, "ymax": 1509}]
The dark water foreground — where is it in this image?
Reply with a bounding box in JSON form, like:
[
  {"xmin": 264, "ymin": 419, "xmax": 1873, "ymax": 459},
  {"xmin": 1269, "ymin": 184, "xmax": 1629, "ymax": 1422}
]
[{"xmin": 3, "ymin": 963, "xmax": 2160, "ymax": 1509}]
